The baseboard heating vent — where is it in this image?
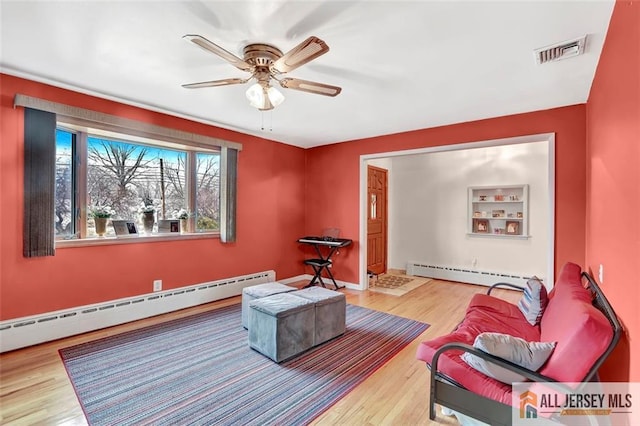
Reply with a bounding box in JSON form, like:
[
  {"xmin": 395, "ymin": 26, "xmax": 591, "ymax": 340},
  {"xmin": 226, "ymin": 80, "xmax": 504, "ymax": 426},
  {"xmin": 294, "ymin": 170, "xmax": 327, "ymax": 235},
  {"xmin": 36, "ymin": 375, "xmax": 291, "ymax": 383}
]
[
  {"xmin": 0, "ymin": 270, "xmax": 275, "ymax": 353},
  {"xmin": 406, "ymin": 262, "xmax": 542, "ymax": 288}
]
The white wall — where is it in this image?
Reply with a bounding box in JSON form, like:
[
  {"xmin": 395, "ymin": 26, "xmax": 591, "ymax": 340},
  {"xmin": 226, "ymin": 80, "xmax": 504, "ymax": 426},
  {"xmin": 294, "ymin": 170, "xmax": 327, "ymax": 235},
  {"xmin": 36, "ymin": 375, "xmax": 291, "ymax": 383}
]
[{"xmin": 387, "ymin": 141, "xmax": 549, "ymax": 279}]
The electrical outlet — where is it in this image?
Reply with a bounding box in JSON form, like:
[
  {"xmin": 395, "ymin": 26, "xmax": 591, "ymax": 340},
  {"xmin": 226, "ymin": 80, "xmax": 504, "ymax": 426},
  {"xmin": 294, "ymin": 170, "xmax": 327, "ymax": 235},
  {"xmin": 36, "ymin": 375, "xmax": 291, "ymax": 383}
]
[
  {"xmin": 153, "ymin": 280, "xmax": 162, "ymax": 292},
  {"xmin": 598, "ymin": 264, "xmax": 604, "ymax": 283}
]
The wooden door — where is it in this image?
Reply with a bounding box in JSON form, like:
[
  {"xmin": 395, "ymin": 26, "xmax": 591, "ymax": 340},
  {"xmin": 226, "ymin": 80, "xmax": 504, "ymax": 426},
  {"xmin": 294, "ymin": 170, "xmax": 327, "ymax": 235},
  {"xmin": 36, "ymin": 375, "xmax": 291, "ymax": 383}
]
[{"xmin": 367, "ymin": 165, "xmax": 387, "ymax": 275}]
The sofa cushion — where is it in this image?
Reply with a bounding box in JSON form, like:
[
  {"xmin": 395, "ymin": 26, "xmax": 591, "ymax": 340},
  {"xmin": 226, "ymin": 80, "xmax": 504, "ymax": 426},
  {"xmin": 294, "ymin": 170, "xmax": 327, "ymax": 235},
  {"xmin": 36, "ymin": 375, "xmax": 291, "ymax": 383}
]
[
  {"xmin": 461, "ymin": 332, "xmax": 556, "ymax": 384},
  {"xmin": 538, "ymin": 262, "xmax": 613, "ymax": 382},
  {"xmin": 539, "ymin": 295, "xmax": 613, "ymax": 382},
  {"xmin": 547, "ymin": 262, "xmax": 591, "ymax": 303},
  {"xmin": 465, "ymin": 294, "xmax": 541, "ymax": 342},
  {"xmin": 517, "ymin": 277, "xmax": 549, "ymax": 326}
]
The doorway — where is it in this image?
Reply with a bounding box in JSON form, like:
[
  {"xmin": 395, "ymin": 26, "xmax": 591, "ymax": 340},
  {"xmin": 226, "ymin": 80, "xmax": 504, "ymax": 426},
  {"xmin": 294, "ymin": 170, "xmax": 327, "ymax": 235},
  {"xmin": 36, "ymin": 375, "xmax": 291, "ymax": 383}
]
[{"xmin": 359, "ymin": 133, "xmax": 555, "ymax": 290}]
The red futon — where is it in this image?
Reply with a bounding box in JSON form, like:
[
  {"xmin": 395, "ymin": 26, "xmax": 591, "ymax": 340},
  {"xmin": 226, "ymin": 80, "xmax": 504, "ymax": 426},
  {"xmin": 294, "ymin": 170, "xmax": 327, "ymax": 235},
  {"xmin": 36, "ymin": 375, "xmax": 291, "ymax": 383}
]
[{"xmin": 416, "ymin": 262, "xmax": 621, "ymax": 425}]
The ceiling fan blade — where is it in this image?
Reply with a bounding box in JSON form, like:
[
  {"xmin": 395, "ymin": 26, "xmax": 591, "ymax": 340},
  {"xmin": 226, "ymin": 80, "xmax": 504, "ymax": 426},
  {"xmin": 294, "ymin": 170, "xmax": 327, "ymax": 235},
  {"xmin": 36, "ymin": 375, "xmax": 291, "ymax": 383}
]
[
  {"xmin": 183, "ymin": 34, "xmax": 253, "ymax": 72},
  {"xmin": 279, "ymin": 78, "xmax": 341, "ymax": 97},
  {"xmin": 272, "ymin": 36, "xmax": 329, "ymax": 73},
  {"xmin": 182, "ymin": 78, "xmax": 247, "ymax": 89}
]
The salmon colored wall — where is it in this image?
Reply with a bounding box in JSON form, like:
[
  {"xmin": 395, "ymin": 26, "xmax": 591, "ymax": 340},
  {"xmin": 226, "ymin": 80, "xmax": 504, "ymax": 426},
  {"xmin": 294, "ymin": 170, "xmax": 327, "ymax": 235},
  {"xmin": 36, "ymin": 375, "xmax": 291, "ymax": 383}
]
[
  {"xmin": 305, "ymin": 106, "xmax": 587, "ymax": 285},
  {"xmin": 0, "ymin": 74, "xmax": 306, "ymax": 321},
  {"xmin": 586, "ymin": 1, "xmax": 639, "ymax": 382}
]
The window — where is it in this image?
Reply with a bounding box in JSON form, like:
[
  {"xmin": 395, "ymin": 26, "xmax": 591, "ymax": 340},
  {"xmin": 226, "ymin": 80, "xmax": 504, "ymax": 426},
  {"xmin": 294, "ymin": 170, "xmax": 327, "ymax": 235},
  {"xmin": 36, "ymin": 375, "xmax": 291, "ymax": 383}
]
[
  {"xmin": 55, "ymin": 126, "xmax": 220, "ymax": 239},
  {"xmin": 15, "ymin": 93, "xmax": 240, "ymax": 253},
  {"xmin": 55, "ymin": 129, "xmax": 75, "ymax": 238},
  {"xmin": 196, "ymin": 152, "xmax": 220, "ymax": 232}
]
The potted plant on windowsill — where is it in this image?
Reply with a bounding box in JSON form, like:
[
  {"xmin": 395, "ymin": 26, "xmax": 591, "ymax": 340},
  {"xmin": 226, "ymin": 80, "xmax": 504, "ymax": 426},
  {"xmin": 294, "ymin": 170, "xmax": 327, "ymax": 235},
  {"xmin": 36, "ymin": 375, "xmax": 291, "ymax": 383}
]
[
  {"xmin": 89, "ymin": 205, "xmax": 115, "ymax": 237},
  {"xmin": 175, "ymin": 209, "xmax": 190, "ymax": 234},
  {"xmin": 140, "ymin": 204, "xmax": 156, "ymax": 234}
]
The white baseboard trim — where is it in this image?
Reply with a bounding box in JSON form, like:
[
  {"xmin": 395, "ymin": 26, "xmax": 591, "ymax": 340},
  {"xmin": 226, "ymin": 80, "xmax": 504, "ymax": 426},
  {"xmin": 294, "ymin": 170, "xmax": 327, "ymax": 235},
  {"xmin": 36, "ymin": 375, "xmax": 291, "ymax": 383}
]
[{"xmin": 0, "ymin": 270, "xmax": 276, "ymax": 353}]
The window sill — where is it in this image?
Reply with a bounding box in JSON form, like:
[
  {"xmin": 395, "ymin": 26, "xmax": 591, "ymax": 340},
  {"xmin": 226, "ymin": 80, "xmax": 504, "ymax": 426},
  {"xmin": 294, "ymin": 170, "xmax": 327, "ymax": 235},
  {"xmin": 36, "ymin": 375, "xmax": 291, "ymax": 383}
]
[{"xmin": 56, "ymin": 232, "xmax": 220, "ymax": 248}]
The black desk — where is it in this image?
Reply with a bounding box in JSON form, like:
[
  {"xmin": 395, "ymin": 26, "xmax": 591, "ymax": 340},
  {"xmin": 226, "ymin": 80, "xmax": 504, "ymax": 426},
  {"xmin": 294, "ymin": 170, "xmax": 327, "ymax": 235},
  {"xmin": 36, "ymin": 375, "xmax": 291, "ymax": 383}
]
[{"xmin": 297, "ymin": 236, "xmax": 352, "ymax": 289}]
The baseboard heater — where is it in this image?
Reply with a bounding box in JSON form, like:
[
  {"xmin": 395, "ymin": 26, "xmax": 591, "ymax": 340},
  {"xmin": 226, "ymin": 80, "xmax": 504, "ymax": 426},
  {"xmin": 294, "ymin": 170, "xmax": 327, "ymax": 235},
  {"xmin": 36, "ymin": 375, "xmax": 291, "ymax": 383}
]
[
  {"xmin": 406, "ymin": 262, "xmax": 542, "ymax": 288},
  {"xmin": 0, "ymin": 270, "xmax": 276, "ymax": 353}
]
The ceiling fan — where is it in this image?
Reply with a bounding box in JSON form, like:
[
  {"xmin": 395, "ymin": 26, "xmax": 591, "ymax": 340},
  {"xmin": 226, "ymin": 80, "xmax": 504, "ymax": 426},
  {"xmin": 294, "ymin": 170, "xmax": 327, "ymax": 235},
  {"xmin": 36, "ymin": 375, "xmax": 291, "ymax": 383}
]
[{"xmin": 182, "ymin": 35, "xmax": 342, "ymax": 111}]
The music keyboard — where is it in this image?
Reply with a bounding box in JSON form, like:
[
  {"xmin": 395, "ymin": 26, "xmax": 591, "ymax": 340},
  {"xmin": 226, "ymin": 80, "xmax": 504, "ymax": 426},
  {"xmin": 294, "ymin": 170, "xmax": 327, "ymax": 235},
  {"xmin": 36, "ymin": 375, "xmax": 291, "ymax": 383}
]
[{"xmin": 297, "ymin": 236, "xmax": 352, "ymax": 247}]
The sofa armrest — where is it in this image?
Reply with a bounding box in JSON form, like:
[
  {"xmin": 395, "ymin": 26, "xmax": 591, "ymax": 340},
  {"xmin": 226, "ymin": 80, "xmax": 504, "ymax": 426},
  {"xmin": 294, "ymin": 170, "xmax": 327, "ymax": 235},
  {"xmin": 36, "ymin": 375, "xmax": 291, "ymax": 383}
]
[
  {"xmin": 428, "ymin": 342, "xmax": 578, "ymax": 422},
  {"xmin": 487, "ymin": 282, "xmax": 525, "ymax": 295},
  {"xmin": 428, "ymin": 342, "xmax": 579, "ymax": 424},
  {"xmin": 430, "ymin": 342, "xmax": 554, "ymax": 385}
]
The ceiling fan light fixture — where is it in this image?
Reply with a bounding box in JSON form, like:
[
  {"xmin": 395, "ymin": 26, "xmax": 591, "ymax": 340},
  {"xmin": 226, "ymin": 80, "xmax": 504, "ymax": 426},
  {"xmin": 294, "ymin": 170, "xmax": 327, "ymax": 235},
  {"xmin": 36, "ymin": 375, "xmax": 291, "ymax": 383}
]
[
  {"xmin": 266, "ymin": 86, "xmax": 285, "ymax": 107},
  {"xmin": 245, "ymin": 82, "xmax": 284, "ymax": 110}
]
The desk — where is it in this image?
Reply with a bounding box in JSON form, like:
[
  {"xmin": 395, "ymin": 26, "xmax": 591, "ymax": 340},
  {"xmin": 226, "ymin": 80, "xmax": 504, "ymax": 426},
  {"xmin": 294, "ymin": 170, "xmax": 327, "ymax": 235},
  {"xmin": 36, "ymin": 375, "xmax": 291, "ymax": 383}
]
[{"xmin": 297, "ymin": 236, "xmax": 352, "ymax": 289}]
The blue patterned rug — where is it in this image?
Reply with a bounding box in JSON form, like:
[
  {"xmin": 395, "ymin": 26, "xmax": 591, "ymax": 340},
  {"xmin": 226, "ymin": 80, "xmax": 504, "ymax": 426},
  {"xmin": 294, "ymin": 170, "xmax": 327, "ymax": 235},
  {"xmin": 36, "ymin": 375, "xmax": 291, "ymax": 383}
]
[{"xmin": 60, "ymin": 303, "xmax": 429, "ymax": 425}]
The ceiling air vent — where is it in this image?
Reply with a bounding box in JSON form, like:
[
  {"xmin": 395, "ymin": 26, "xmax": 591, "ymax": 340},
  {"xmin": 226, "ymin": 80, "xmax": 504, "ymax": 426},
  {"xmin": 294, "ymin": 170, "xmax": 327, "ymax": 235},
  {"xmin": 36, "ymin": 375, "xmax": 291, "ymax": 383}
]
[{"xmin": 534, "ymin": 35, "xmax": 586, "ymax": 64}]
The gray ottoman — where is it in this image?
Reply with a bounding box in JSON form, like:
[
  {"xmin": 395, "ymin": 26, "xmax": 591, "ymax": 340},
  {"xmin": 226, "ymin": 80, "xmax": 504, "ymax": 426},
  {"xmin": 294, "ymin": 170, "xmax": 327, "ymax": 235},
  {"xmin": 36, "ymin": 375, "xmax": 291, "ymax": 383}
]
[
  {"xmin": 241, "ymin": 282, "xmax": 296, "ymax": 329},
  {"xmin": 248, "ymin": 293, "xmax": 315, "ymax": 362},
  {"xmin": 293, "ymin": 287, "xmax": 346, "ymax": 345}
]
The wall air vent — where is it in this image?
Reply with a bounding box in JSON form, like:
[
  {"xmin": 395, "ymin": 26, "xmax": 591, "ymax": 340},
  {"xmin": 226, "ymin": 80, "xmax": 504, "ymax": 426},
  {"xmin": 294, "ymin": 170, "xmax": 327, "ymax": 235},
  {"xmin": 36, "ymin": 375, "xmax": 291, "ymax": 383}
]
[{"xmin": 534, "ymin": 35, "xmax": 586, "ymax": 64}]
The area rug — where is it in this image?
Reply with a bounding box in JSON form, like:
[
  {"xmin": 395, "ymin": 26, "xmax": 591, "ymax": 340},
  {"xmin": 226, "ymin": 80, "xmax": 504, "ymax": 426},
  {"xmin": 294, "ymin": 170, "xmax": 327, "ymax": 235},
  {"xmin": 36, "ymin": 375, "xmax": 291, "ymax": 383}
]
[
  {"xmin": 375, "ymin": 274, "xmax": 413, "ymax": 288},
  {"xmin": 60, "ymin": 303, "xmax": 429, "ymax": 425},
  {"xmin": 370, "ymin": 273, "xmax": 433, "ymax": 296}
]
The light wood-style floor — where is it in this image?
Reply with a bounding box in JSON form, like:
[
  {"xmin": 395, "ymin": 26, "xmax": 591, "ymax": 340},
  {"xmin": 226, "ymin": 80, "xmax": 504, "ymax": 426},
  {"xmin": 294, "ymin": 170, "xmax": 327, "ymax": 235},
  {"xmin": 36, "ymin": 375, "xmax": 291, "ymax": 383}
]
[{"xmin": 0, "ymin": 279, "xmax": 520, "ymax": 425}]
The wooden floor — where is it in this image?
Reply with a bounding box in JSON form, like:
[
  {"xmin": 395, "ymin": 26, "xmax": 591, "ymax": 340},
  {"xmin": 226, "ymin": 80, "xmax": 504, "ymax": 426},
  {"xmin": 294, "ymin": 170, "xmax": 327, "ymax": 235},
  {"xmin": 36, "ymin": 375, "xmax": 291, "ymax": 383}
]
[{"xmin": 0, "ymin": 279, "xmax": 520, "ymax": 426}]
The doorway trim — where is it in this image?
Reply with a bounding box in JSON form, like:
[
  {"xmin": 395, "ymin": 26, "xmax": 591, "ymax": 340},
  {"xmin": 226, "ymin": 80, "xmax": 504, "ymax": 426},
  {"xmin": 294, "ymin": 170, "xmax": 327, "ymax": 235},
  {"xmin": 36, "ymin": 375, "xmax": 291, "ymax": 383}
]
[{"xmin": 358, "ymin": 132, "xmax": 556, "ymax": 290}]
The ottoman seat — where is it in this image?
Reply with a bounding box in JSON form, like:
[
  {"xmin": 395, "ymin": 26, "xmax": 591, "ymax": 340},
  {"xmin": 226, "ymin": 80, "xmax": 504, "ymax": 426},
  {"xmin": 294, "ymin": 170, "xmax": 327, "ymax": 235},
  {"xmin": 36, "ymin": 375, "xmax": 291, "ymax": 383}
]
[
  {"xmin": 248, "ymin": 293, "xmax": 315, "ymax": 363},
  {"xmin": 293, "ymin": 287, "xmax": 346, "ymax": 345},
  {"xmin": 241, "ymin": 282, "xmax": 296, "ymax": 329}
]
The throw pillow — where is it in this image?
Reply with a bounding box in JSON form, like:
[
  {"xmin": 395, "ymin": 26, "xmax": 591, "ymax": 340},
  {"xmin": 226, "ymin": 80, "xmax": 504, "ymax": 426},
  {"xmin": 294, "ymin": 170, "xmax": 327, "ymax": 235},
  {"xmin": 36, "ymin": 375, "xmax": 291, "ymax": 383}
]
[
  {"xmin": 461, "ymin": 332, "xmax": 556, "ymax": 384},
  {"xmin": 518, "ymin": 276, "xmax": 549, "ymax": 326}
]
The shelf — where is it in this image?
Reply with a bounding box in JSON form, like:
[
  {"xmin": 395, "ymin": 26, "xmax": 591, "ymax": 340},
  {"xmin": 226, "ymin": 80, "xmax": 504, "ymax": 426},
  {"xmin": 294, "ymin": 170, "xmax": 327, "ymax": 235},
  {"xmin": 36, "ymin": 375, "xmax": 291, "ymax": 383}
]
[
  {"xmin": 468, "ymin": 185, "xmax": 529, "ymax": 238},
  {"xmin": 472, "ymin": 200, "xmax": 523, "ymax": 204},
  {"xmin": 467, "ymin": 233, "xmax": 530, "ymax": 240},
  {"xmin": 473, "ymin": 217, "xmax": 523, "ymax": 220}
]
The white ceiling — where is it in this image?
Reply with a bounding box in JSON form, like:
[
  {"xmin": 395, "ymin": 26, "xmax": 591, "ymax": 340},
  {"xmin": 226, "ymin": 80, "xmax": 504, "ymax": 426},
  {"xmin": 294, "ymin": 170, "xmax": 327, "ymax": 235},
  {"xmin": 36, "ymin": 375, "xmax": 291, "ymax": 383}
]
[{"xmin": 0, "ymin": 1, "xmax": 614, "ymax": 148}]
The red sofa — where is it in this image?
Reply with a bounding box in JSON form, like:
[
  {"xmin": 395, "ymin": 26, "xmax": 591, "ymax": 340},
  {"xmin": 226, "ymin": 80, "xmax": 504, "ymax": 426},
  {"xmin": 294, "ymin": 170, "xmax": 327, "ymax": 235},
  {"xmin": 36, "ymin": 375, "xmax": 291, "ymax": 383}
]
[{"xmin": 416, "ymin": 262, "xmax": 621, "ymax": 425}]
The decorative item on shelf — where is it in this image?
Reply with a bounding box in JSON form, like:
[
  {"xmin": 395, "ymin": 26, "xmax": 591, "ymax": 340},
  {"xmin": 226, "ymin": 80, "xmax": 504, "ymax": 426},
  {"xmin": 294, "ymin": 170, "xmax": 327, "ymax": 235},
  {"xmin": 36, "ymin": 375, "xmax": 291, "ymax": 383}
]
[
  {"xmin": 492, "ymin": 209, "xmax": 505, "ymax": 218},
  {"xmin": 494, "ymin": 194, "xmax": 504, "ymax": 201},
  {"xmin": 158, "ymin": 220, "xmax": 179, "ymax": 233},
  {"xmin": 509, "ymin": 195, "xmax": 519, "ymax": 201},
  {"xmin": 140, "ymin": 204, "xmax": 156, "ymax": 234},
  {"xmin": 175, "ymin": 209, "xmax": 190, "ymax": 234},
  {"xmin": 473, "ymin": 211, "xmax": 481, "ymax": 218},
  {"xmin": 517, "ymin": 211, "xmax": 523, "ymax": 218},
  {"xmin": 474, "ymin": 219, "xmax": 489, "ymax": 233},
  {"xmin": 112, "ymin": 220, "xmax": 139, "ymax": 237},
  {"xmin": 88, "ymin": 205, "xmax": 115, "ymax": 237},
  {"xmin": 479, "ymin": 195, "xmax": 487, "ymax": 201},
  {"xmin": 506, "ymin": 221, "xmax": 520, "ymax": 235},
  {"xmin": 494, "ymin": 227, "xmax": 505, "ymax": 234}
]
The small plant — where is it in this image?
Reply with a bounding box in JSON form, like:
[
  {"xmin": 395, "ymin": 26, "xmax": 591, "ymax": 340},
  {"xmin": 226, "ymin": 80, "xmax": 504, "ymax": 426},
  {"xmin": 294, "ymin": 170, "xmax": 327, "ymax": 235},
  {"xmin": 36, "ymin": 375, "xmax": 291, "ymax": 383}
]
[
  {"xmin": 175, "ymin": 209, "xmax": 190, "ymax": 220},
  {"xmin": 88, "ymin": 205, "xmax": 115, "ymax": 219},
  {"xmin": 140, "ymin": 204, "xmax": 156, "ymax": 214}
]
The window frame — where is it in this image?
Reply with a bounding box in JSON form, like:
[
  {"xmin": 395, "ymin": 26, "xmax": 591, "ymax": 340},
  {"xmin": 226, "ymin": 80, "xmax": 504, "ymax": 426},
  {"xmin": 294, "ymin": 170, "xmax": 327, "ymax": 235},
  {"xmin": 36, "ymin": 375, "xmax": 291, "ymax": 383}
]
[
  {"xmin": 15, "ymin": 94, "xmax": 241, "ymax": 249},
  {"xmin": 56, "ymin": 124, "xmax": 222, "ymax": 245}
]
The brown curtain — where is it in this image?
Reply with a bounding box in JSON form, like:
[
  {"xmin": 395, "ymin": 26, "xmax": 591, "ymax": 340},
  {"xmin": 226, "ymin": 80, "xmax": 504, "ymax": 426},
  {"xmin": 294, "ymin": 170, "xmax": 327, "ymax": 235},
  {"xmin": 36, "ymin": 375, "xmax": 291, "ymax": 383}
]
[
  {"xmin": 23, "ymin": 107, "xmax": 56, "ymax": 257},
  {"xmin": 220, "ymin": 147, "xmax": 237, "ymax": 243}
]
